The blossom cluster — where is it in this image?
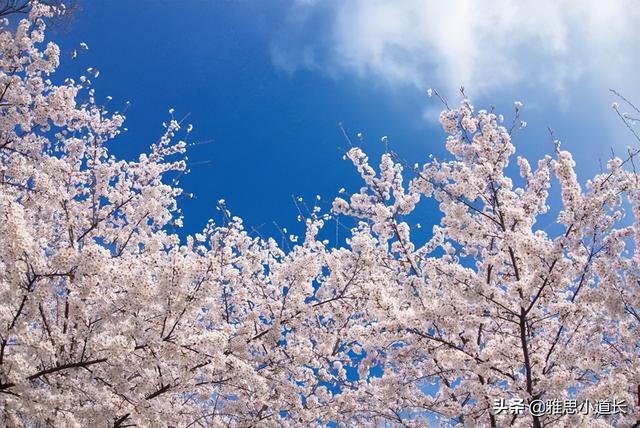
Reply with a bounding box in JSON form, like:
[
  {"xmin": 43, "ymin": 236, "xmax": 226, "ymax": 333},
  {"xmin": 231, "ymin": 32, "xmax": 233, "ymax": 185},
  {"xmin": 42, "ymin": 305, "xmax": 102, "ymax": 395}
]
[{"xmin": 0, "ymin": 3, "xmax": 637, "ymax": 427}]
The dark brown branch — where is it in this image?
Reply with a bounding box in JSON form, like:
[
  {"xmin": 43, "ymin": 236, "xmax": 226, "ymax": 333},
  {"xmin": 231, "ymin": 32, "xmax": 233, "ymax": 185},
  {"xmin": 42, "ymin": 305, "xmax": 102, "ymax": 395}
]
[
  {"xmin": 518, "ymin": 307, "xmax": 541, "ymax": 428},
  {"xmin": 145, "ymin": 383, "xmax": 172, "ymax": 400},
  {"xmin": 27, "ymin": 357, "xmax": 107, "ymax": 381},
  {"xmin": 113, "ymin": 413, "xmax": 131, "ymax": 428}
]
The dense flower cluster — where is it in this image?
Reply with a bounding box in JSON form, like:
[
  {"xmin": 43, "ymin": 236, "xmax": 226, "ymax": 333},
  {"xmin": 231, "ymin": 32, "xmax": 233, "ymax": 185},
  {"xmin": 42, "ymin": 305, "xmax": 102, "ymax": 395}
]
[
  {"xmin": 0, "ymin": 3, "xmax": 638, "ymax": 427},
  {"xmin": 330, "ymin": 98, "xmax": 639, "ymax": 427}
]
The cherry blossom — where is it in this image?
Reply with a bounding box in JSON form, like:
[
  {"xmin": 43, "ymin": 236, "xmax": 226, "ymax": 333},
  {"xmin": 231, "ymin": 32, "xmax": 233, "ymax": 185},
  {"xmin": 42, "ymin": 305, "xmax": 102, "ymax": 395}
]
[{"xmin": 0, "ymin": 2, "xmax": 637, "ymax": 427}]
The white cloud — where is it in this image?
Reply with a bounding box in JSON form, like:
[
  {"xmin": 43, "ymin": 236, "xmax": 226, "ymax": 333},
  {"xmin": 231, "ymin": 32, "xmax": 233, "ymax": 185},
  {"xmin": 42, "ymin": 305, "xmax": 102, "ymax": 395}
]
[{"xmin": 271, "ymin": 0, "xmax": 640, "ymax": 104}]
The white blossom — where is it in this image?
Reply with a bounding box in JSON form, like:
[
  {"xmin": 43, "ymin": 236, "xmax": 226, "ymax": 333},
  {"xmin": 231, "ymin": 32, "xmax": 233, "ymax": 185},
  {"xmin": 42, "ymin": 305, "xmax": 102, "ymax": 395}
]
[{"xmin": 0, "ymin": 5, "xmax": 637, "ymax": 427}]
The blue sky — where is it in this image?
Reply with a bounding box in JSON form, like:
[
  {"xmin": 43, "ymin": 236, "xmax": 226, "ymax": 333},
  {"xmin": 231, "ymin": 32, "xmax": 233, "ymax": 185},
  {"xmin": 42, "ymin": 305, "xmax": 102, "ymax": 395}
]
[{"xmin": 51, "ymin": 0, "xmax": 640, "ymax": 239}]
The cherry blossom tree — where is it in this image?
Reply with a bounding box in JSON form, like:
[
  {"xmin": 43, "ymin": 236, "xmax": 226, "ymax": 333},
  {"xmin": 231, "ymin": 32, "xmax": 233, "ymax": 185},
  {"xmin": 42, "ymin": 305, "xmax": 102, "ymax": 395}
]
[
  {"xmin": 0, "ymin": 4, "xmax": 349, "ymax": 426},
  {"xmin": 327, "ymin": 98, "xmax": 640, "ymax": 427},
  {"xmin": 0, "ymin": 2, "xmax": 638, "ymax": 427}
]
